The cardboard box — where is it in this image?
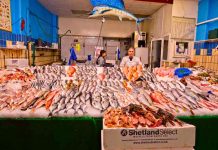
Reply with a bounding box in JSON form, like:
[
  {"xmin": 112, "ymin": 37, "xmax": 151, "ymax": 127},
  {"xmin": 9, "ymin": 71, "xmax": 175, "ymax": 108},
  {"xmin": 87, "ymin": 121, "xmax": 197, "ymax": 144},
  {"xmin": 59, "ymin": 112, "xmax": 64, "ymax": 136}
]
[
  {"xmin": 190, "ymin": 49, "xmax": 196, "ymax": 56},
  {"xmin": 101, "ymin": 130, "xmax": 194, "ymax": 150},
  {"xmin": 200, "ymin": 49, "xmax": 207, "ymax": 56},
  {"xmin": 202, "ymin": 56, "xmax": 207, "ymax": 63},
  {"xmin": 206, "ymin": 56, "xmax": 211, "ymax": 63},
  {"xmin": 103, "ymin": 123, "xmax": 195, "ymax": 150},
  {"xmin": 5, "ymin": 59, "xmax": 29, "ymax": 69}
]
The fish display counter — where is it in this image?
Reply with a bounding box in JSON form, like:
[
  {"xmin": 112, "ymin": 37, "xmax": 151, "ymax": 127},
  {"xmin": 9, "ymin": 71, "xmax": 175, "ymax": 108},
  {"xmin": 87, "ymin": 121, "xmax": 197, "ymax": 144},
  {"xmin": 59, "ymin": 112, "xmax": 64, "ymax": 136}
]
[
  {"xmin": 0, "ymin": 65, "xmax": 218, "ymax": 150},
  {"xmin": 1, "ymin": 65, "xmax": 218, "ymax": 118}
]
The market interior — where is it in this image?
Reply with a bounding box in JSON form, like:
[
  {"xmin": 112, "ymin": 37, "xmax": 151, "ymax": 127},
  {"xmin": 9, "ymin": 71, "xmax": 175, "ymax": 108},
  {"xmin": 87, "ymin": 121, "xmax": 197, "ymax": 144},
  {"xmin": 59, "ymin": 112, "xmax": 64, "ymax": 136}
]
[{"xmin": 0, "ymin": 0, "xmax": 218, "ymax": 150}]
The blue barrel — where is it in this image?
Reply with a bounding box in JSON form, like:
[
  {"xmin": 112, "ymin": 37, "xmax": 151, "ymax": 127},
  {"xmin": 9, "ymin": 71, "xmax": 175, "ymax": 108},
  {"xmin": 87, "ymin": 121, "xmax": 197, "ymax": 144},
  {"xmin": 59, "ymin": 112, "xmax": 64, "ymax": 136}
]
[{"xmin": 88, "ymin": 55, "xmax": 92, "ymax": 61}]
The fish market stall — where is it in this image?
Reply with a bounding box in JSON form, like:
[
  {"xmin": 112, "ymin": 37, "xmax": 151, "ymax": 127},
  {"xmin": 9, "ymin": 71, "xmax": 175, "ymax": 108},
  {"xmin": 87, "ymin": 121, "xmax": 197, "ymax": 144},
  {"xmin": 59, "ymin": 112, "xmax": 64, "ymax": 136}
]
[{"xmin": 0, "ymin": 65, "xmax": 218, "ymax": 150}]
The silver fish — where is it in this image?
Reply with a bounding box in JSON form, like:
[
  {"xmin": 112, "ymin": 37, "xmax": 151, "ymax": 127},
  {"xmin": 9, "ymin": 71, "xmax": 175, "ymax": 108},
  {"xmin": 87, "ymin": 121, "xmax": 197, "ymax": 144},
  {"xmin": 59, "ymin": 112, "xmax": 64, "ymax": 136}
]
[
  {"xmin": 85, "ymin": 93, "xmax": 91, "ymax": 101},
  {"xmin": 86, "ymin": 86, "xmax": 92, "ymax": 93},
  {"xmin": 185, "ymin": 88, "xmax": 200, "ymax": 101},
  {"xmin": 65, "ymin": 97, "xmax": 71, "ymax": 104},
  {"xmin": 80, "ymin": 95, "xmax": 86, "ymax": 103},
  {"xmin": 67, "ymin": 109, "xmax": 75, "ymax": 115},
  {"xmin": 77, "ymin": 109, "xmax": 84, "ymax": 116},
  {"xmin": 101, "ymin": 92, "xmax": 107, "ymax": 97},
  {"xmin": 70, "ymin": 91, "xmax": 75, "ymax": 98},
  {"xmin": 58, "ymin": 109, "xmax": 67, "ymax": 116},
  {"xmin": 66, "ymin": 102, "xmax": 74, "ymax": 110},
  {"xmin": 73, "ymin": 104, "xmax": 80, "ymax": 111},
  {"xmin": 81, "ymin": 104, "xmax": 87, "ymax": 112},
  {"xmin": 61, "ymin": 91, "xmax": 67, "ymax": 97},
  {"xmin": 102, "ymin": 81, "xmax": 107, "ymax": 87},
  {"xmin": 168, "ymin": 82, "xmax": 176, "ymax": 89},
  {"xmin": 58, "ymin": 102, "xmax": 66, "ymax": 111},
  {"xmin": 155, "ymin": 82, "xmax": 165, "ymax": 92},
  {"xmin": 66, "ymin": 90, "xmax": 72, "ymax": 95},
  {"xmin": 54, "ymin": 94, "xmax": 62, "ymax": 103},
  {"xmin": 75, "ymin": 97, "xmax": 80, "ymax": 104},
  {"xmin": 107, "ymin": 92, "xmax": 114, "ymax": 97},
  {"xmin": 94, "ymin": 92, "xmax": 101, "ymax": 97},
  {"xmin": 94, "ymin": 96, "xmax": 102, "ymax": 102},
  {"xmin": 142, "ymin": 91, "xmax": 153, "ymax": 105},
  {"xmin": 101, "ymin": 100, "xmax": 110, "ymax": 110},
  {"xmin": 137, "ymin": 94, "xmax": 151, "ymax": 106},
  {"xmin": 147, "ymin": 81, "xmax": 156, "ymax": 90},
  {"xmin": 92, "ymin": 101, "xmax": 102, "ymax": 110},
  {"xmin": 160, "ymin": 81, "xmax": 168, "ymax": 89},
  {"xmin": 73, "ymin": 92, "xmax": 81, "ymax": 99},
  {"xmin": 50, "ymin": 104, "xmax": 58, "ymax": 112},
  {"xmin": 82, "ymin": 86, "xmax": 88, "ymax": 93},
  {"xmin": 109, "ymin": 99, "xmax": 118, "ymax": 108},
  {"xmin": 163, "ymin": 90, "xmax": 177, "ymax": 101},
  {"xmin": 171, "ymin": 89, "xmax": 180, "ymax": 99},
  {"xmin": 176, "ymin": 80, "xmax": 186, "ymax": 90},
  {"xmin": 90, "ymin": 87, "xmax": 96, "ymax": 93}
]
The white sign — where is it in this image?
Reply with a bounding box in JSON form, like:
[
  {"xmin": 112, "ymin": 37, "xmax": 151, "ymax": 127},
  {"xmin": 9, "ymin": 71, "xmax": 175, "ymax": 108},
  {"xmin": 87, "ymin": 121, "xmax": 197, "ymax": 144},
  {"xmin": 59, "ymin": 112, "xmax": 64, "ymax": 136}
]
[{"xmin": 103, "ymin": 124, "xmax": 195, "ymax": 150}]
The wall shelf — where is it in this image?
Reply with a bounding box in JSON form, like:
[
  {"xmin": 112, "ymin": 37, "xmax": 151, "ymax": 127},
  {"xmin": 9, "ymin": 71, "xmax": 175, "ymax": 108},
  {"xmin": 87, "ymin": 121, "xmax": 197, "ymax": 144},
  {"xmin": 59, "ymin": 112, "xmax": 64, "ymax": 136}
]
[
  {"xmin": 35, "ymin": 47, "xmax": 59, "ymax": 50},
  {"xmin": 0, "ymin": 47, "xmax": 27, "ymax": 50},
  {"xmin": 195, "ymin": 38, "xmax": 218, "ymax": 43}
]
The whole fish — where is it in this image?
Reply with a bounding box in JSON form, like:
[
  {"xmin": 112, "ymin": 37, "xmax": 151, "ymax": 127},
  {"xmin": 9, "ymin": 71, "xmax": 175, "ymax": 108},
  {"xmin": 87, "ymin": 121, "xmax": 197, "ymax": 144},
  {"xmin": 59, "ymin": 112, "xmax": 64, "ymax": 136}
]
[{"xmin": 137, "ymin": 94, "xmax": 151, "ymax": 106}]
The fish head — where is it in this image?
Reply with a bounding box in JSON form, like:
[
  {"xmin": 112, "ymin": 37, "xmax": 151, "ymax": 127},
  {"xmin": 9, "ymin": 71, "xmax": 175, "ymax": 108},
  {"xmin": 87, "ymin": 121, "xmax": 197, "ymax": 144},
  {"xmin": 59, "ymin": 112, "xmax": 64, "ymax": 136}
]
[{"xmin": 89, "ymin": 6, "xmax": 112, "ymax": 18}]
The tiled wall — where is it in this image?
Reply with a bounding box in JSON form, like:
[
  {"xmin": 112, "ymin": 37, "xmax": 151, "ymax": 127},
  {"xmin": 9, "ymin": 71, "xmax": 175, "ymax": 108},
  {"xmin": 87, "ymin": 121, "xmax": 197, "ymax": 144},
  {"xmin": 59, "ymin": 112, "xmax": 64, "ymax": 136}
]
[
  {"xmin": 194, "ymin": 41, "xmax": 218, "ymax": 55},
  {"xmin": 0, "ymin": 30, "xmax": 53, "ymax": 48},
  {"xmin": 0, "ymin": 30, "xmax": 29, "ymax": 47},
  {"xmin": 191, "ymin": 48, "xmax": 218, "ymax": 73}
]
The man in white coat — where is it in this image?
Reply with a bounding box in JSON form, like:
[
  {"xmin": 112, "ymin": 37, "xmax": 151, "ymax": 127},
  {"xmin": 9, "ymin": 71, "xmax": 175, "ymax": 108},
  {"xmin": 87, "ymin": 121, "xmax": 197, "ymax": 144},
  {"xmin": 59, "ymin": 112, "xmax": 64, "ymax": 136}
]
[{"xmin": 120, "ymin": 47, "xmax": 142, "ymax": 68}]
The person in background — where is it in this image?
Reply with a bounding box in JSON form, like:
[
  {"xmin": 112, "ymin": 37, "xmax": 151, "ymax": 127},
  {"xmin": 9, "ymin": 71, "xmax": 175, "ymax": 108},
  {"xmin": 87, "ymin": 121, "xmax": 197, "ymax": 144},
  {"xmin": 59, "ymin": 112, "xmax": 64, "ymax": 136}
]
[
  {"xmin": 120, "ymin": 47, "xmax": 142, "ymax": 68},
  {"xmin": 96, "ymin": 50, "xmax": 107, "ymax": 66},
  {"xmin": 68, "ymin": 43, "xmax": 77, "ymax": 65}
]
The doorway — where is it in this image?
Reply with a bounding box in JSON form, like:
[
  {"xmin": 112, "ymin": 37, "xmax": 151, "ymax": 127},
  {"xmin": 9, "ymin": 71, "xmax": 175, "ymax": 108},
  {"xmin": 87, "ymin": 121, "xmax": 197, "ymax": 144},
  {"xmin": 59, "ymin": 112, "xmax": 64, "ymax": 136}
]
[
  {"xmin": 151, "ymin": 40, "xmax": 162, "ymax": 68},
  {"xmin": 162, "ymin": 36, "xmax": 169, "ymax": 60}
]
